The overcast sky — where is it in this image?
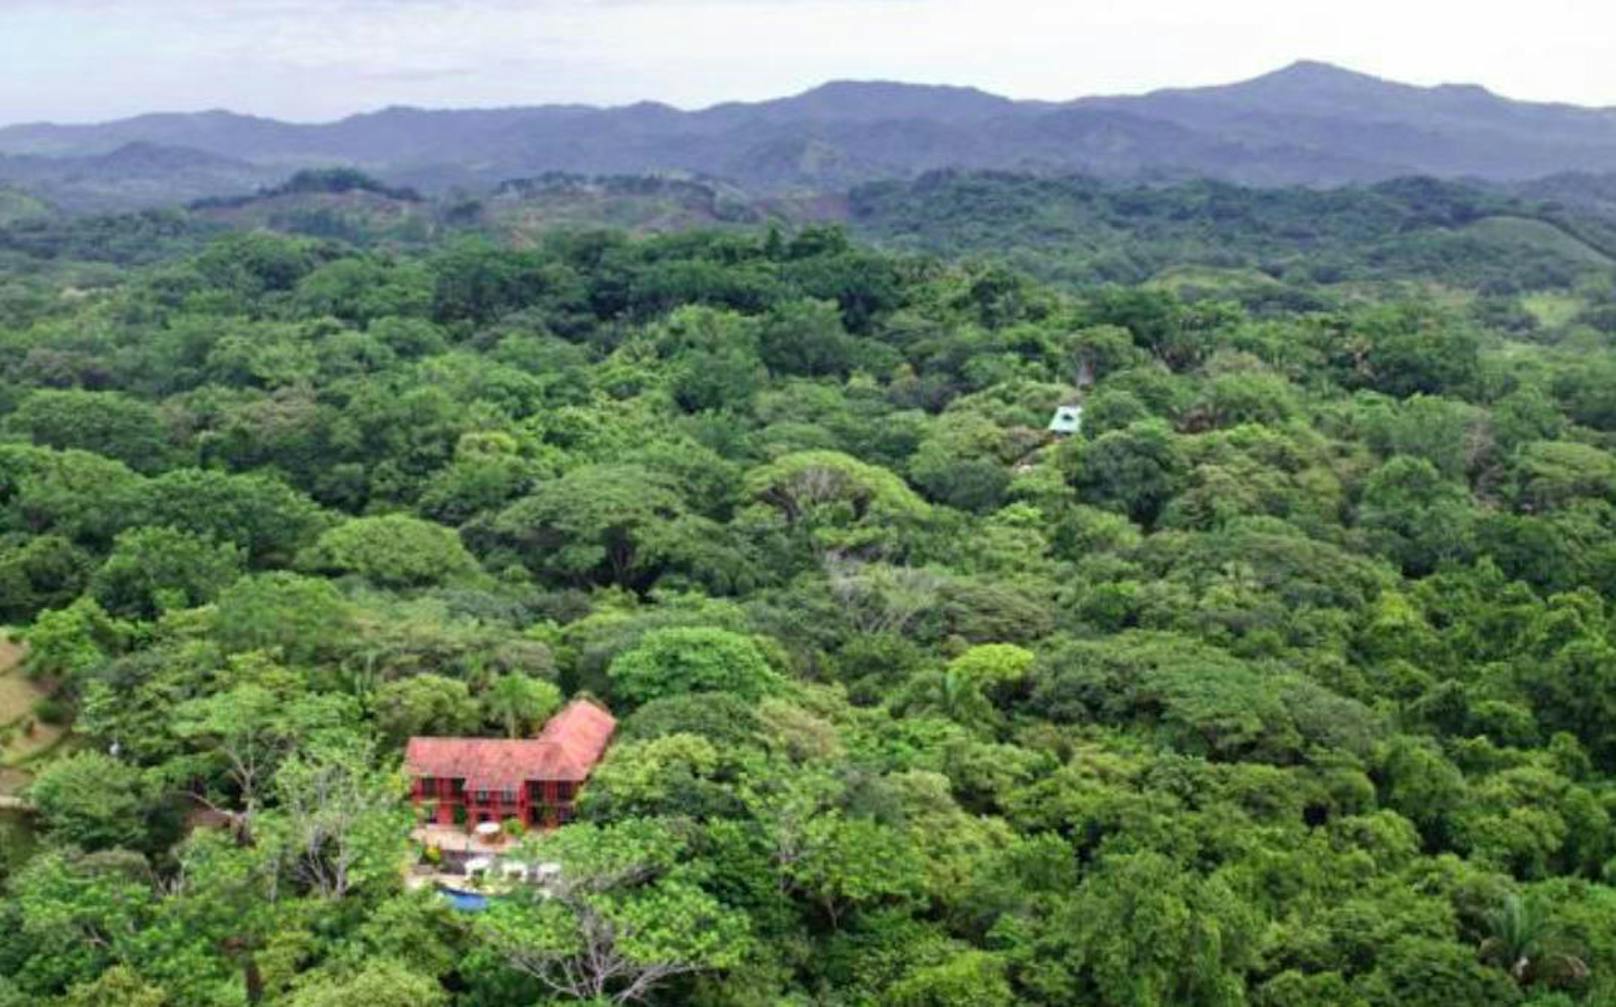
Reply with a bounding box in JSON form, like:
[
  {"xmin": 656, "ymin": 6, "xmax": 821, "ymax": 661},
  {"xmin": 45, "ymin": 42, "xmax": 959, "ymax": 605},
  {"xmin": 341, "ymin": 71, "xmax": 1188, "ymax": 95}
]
[{"xmin": 3, "ymin": 0, "xmax": 1613, "ymax": 125}]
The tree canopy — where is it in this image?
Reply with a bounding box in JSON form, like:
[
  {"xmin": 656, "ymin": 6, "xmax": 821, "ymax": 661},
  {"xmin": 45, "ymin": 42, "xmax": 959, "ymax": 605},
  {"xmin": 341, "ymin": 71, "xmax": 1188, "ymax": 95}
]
[{"xmin": 3, "ymin": 208, "xmax": 1616, "ymax": 1006}]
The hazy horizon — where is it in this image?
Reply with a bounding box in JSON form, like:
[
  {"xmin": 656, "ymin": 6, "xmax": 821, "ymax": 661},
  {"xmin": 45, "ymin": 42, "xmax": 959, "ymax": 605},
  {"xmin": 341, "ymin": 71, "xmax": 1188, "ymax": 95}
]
[
  {"xmin": 4, "ymin": 0, "xmax": 1615, "ymax": 128},
  {"xmin": 4, "ymin": 59, "xmax": 1613, "ymax": 132}
]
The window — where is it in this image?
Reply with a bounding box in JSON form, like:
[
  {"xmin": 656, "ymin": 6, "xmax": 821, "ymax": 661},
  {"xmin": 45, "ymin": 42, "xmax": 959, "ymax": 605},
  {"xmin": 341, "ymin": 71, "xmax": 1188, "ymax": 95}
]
[
  {"xmin": 502, "ymin": 788, "xmax": 517, "ymax": 804},
  {"xmin": 449, "ymin": 779, "xmax": 464, "ymax": 796},
  {"xmin": 556, "ymin": 782, "xmax": 576, "ymax": 802},
  {"xmin": 418, "ymin": 776, "xmax": 436, "ymax": 793},
  {"xmin": 475, "ymin": 790, "xmax": 490, "ymax": 802}
]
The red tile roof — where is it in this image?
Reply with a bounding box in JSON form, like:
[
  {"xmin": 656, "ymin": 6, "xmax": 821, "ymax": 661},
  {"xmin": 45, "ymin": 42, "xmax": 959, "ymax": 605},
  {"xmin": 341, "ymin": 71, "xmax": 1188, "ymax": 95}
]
[{"xmin": 405, "ymin": 699, "xmax": 616, "ymax": 791}]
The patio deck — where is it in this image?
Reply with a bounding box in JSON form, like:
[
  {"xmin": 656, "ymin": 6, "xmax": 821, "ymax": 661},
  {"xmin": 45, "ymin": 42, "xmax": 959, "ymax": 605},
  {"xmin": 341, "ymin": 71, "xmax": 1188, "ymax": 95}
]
[{"xmin": 413, "ymin": 823, "xmax": 515, "ymax": 859}]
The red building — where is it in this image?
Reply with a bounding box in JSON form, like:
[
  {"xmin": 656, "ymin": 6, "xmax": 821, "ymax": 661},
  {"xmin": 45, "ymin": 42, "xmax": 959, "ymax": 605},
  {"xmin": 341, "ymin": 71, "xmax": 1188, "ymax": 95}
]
[{"xmin": 405, "ymin": 699, "xmax": 616, "ymax": 829}]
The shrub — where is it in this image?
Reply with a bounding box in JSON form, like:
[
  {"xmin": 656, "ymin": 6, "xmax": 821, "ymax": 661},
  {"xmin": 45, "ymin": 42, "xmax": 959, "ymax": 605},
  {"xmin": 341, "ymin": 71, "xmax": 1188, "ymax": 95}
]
[{"xmin": 32, "ymin": 697, "xmax": 69, "ymax": 726}]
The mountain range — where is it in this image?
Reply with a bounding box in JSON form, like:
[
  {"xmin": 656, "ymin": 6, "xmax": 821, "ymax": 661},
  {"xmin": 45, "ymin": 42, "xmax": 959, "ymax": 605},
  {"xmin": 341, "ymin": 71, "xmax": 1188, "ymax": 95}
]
[{"xmin": 3, "ymin": 61, "xmax": 1616, "ymax": 210}]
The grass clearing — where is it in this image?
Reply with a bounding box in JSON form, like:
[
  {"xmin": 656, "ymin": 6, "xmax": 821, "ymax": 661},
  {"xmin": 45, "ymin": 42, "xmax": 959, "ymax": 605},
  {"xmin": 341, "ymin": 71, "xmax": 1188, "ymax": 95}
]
[
  {"xmin": 1147, "ymin": 265, "xmax": 1282, "ymax": 293},
  {"xmin": 1522, "ymin": 291, "xmax": 1585, "ymax": 329}
]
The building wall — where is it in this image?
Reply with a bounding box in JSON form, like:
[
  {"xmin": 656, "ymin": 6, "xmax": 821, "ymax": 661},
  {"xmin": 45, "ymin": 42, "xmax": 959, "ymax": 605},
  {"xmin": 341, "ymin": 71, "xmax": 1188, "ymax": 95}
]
[{"xmin": 411, "ymin": 776, "xmax": 578, "ymax": 828}]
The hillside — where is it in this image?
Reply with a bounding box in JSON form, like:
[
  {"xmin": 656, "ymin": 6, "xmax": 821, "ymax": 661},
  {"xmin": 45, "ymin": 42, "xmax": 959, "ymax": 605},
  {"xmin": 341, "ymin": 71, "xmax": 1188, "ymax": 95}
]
[
  {"xmin": 0, "ymin": 142, "xmax": 277, "ymax": 212},
  {"xmin": 0, "ymin": 188, "xmax": 51, "ymax": 226},
  {"xmin": 2, "ymin": 63, "xmax": 1615, "ymax": 209},
  {"xmin": 848, "ymin": 172, "xmax": 1616, "ymax": 295},
  {"xmin": 1081, "ymin": 61, "xmax": 1616, "ymax": 180},
  {"xmin": 7, "ymin": 168, "xmax": 1616, "ymax": 334},
  {"xmin": 484, "ymin": 174, "xmax": 778, "ymax": 238}
]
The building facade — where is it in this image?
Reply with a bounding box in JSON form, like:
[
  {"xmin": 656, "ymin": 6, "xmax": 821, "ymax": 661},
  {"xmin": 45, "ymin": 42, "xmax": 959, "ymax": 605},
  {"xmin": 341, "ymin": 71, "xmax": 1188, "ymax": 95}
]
[{"xmin": 405, "ymin": 699, "xmax": 616, "ymax": 829}]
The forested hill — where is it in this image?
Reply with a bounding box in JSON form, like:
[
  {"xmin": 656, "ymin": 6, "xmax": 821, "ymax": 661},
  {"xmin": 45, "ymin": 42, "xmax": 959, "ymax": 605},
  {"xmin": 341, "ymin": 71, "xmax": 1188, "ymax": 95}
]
[
  {"xmin": 10, "ymin": 167, "xmax": 1616, "ymax": 343},
  {"xmin": 6, "ymin": 217, "xmax": 1616, "ymax": 1003},
  {"xmin": 4, "ymin": 61, "xmax": 1616, "ymax": 206},
  {"xmin": 849, "ymin": 171, "xmax": 1616, "ymax": 292}
]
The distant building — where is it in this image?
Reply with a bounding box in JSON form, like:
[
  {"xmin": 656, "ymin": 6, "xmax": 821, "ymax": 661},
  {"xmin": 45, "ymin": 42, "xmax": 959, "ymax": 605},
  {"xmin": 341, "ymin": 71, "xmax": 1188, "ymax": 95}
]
[
  {"xmin": 1049, "ymin": 405, "xmax": 1084, "ymax": 436},
  {"xmin": 406, "ymin": 700, "xmax": 615, "ymax": 829}
]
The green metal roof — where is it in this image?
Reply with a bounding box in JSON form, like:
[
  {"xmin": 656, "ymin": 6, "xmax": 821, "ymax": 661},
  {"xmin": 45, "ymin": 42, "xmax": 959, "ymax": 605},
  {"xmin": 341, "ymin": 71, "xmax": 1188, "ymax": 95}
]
[{"xmin": 1048, "ymin": 406, "xmax": 1083, "ymax": 435}]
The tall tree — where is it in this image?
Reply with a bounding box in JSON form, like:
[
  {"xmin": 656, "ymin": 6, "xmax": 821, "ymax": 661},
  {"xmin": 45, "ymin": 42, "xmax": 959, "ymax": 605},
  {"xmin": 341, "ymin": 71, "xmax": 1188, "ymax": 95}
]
[{"xmin": 481, "ymin": 673, "xmax": 563, "ymax": 739}]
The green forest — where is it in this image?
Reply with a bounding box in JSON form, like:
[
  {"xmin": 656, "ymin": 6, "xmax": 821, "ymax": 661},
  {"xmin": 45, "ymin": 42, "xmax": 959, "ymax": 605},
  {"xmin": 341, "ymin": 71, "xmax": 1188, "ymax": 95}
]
[{"xmin": 5, "ymin": 198, "xmax": 1616, "ymax": 1007}]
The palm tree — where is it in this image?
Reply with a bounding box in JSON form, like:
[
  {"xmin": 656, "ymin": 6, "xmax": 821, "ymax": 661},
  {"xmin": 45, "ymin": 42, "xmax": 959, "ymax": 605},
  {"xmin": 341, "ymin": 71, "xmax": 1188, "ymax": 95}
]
[
  {"xmin": 482, "ymin": 674, "xmax": 562, "ymax": 739},
  {"xmin": 338, "ymin": 645, "xmax": 386, "ymax": 712},
  {"xmin": 903, "ymin": 666, "xmax": 997, "ymax": 733},
  {"xmin": 1479, "ymin": 893, "xmax": 1589, "ymax": 988}
]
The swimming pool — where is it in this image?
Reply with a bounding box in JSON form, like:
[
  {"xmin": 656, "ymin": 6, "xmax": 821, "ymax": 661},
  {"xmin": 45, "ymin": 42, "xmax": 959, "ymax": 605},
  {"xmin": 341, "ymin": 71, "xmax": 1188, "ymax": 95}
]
[{"xmin": 438, "ymin": 886, "xmax": 490, "ymax": 912}]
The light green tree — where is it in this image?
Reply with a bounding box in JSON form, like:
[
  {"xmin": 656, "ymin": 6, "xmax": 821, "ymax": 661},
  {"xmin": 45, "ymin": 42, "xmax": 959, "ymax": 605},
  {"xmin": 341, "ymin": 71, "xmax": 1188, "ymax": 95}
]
[
  {"xmin": 55, "ymin": 967, "xmax": 170, "ymax": 1007},
  {"xmin": 888, "ymin": 950, "xmax": 1015, "ymax": 1007},
  {"xmin": 259, "ymin": 737, "xmax": 409, "ymax": 900},
  {"xmin": 284, "ymin": 961, "xmax": 447, "ymax": 1007},
  {"xmin": 28, "ymin": 753, "xmax": 150, "ymax": 852},
  {"xmin": 477, "ymin": 820, "xmax": 750, "ymax": 1004},
  {"xmin": 608, "ymin": 626, "xmax": 782, "ymax": 707},
  {"xmin": 744, "ymin": 450, "xmax": 931, "ymax": 558},
  {"xmin": 297, "ymin": 514, "xmax": 479, "ymax": 589},
  {"xmin": 211, "ymin": 573, "xmax": 353, "ymax": 663},
  {"xmin": 91, "ymin": 526, "xmax": 244, "ymax": 620},
  {"xmin": 781, "ymin": 811, "xmax": 928, "ymax": 929},
  {"xmin": 173, "ymin": 682, "xmax": 357, "ymax": 832},
  {"xmin": 373, "ymin": 675, "xmax": 479, "ymax": 744}
]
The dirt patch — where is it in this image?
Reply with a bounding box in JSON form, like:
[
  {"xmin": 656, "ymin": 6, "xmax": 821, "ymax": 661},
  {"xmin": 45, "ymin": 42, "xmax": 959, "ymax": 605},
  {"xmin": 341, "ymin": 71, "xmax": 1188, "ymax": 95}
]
[
  {"xmin": 0, "ymin": 767, "xmax": 31, "ymax": 798},
  {"xmin": 0, "ymin": 637, "xmax": 39, "ymax": 724},
  {"xmin": 0, "ymin": 637, "xmax": 66, "ymax": 789},
  {"xmin": 0, "ymin": 637, "xmax": 21, "ymax": 672},
  {"xmin": 0, "ymin": 671, "xmax": 41, "ymax": 725},
  {"xmin": 2, "ymin": 721, "xmax": 68, "ymax": 771}
]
